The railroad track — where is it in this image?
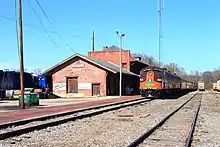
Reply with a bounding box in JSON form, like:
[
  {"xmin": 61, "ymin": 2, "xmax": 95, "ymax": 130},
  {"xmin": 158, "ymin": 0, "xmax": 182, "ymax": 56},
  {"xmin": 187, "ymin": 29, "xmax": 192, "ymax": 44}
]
[
  {"xmin": 127, "ymin": 92, "xmax": 201, "ymax": 147},
  {"xmin": 212, "ymin": 91, "xmax": 220, "ymax": 100},
  {"xmin": 0, "ymin": 97, "xmax": 152, "ymax": 140},
  {"xmin": 191, "ymin": 91, "xmax": 220, "ymax": 146}
]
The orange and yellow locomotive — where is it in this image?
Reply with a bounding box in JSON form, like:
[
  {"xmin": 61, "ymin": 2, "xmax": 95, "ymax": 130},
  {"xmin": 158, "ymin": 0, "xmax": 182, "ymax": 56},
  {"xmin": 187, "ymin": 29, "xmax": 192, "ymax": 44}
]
[{"xmin": 140, "ymin": 66, "xmax": 196, "ymax": 98}]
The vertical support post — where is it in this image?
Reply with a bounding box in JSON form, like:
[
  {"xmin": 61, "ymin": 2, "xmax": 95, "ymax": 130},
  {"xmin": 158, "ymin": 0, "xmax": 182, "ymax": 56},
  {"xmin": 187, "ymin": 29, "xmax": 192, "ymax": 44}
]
[
  {"xmin": 119, "ymin": 36, "xmax": 122, "ymax": 97},
  {"xmin": 116, "ymin": 31, "xmax": 125, "ymax": 97},
  {"xmin": 18, "ymin": 0, "xmax": 25, "ymax": 109},
  {"xmin": 92, "ymin": 29, "xmax": 95, "ymax": 52}
]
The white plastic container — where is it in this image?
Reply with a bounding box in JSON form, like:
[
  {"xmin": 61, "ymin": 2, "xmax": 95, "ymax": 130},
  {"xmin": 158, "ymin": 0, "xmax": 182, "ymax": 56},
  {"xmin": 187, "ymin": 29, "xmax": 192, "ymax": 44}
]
[{"xmin": 5, "ymin": 90, "xmax": 14, "ymax": 98}]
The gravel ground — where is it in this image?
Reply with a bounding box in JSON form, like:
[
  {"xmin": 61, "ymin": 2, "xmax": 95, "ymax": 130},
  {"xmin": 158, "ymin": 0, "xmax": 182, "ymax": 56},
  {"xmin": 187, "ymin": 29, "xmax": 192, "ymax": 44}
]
[
  {"xmin": 139, "ymin": 92, "xmax": 202, "ymax": 147},
  {"xmin": 0, "ymin": 92, "xmax": 196, "ymax": 147},
  {"xmin": 0, "ymin": 98, "xmax": 150, "ymax": 134},
  {"xmin": 191, "ymin": 91, "xmax": 220, "ymax": 147}
]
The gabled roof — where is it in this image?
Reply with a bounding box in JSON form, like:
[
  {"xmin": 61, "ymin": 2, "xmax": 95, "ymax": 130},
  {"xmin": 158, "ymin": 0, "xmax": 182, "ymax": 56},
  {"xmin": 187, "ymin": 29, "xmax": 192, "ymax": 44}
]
[{"xmin": 42, "ymin": 53, "xmax": 138, "ymax": 77}]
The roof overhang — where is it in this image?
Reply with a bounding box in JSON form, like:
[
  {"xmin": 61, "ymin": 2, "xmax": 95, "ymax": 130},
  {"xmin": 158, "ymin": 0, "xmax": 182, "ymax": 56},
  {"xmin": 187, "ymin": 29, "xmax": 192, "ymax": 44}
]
[{"xmin": 42, "ymin": 54, "xmax": 117, "ymax": 75}]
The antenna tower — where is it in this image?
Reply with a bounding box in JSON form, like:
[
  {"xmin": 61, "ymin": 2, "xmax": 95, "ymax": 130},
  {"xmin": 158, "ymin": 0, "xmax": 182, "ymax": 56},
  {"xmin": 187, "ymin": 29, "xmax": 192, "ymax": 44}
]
[{"xmin": 158, "ymin": 0, "xmax": 164, "ymax": 67}]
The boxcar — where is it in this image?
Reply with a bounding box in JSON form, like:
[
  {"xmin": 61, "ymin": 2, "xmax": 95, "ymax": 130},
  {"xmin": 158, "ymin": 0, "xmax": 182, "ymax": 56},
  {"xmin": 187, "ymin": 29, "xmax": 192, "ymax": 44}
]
[{"xmin": 198, "ymin": 82, "xmax": 205, "ymax": 91}]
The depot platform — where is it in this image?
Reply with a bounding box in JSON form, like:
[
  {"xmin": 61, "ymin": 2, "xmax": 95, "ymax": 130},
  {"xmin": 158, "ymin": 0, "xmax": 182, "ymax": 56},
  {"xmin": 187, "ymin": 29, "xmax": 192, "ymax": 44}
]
[
  {"xmin": 0, "ymin": 96, "xmax": 119, "ymax": 113},
  {"xmin": 0, "ymin": 95, "xmax": 141, "ymax": 124}
]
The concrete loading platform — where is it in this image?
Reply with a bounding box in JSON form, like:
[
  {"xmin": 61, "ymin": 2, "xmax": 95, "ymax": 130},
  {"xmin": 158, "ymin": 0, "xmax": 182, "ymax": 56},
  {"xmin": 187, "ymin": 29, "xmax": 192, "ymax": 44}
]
[
  {"xmin": 0, "ymin": 95, "xmax": 141, "ymax": 124},
  {"xmin": 0, "ymin": 96, "xmax": 119, "ymax": 113}
]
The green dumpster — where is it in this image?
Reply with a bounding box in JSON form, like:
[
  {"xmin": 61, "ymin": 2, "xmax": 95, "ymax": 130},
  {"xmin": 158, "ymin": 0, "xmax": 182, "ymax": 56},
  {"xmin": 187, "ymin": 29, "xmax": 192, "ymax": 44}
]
[
  {"xmin": 30, "ymin": 93, "xmax": 40, "ymax": 106},
  {"xmin": 19, "ymin": 94, "xmax": 31, "ymax": 107}
]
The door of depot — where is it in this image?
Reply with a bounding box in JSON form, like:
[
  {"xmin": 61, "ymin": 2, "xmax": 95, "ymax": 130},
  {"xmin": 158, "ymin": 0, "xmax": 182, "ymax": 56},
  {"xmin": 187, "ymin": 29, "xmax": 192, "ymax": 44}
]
[
  {"xmin": 67, "ymin": 77, "xmax": 78, "ymax": 93},
  {"xmin": 92, "ymin": 84, "xmax": 100, "ymax": 96}
]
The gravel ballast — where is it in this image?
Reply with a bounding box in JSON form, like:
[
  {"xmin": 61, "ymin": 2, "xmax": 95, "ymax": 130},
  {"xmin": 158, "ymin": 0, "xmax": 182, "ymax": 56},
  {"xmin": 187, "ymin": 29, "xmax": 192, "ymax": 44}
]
[
  {"xmin": 192, "ymin": 91, "xmax": 220, "ymax": 147},
  {"xmin": 0, "ymin": 99, "xmax": 150, "ymax": 134},
  {"xmin": 0, "ymin": 92, "xmax": 196, "ymax": 147},
  {"xmin": 139, "ymin": 92, "xmax": 201, "ymax": 147}
]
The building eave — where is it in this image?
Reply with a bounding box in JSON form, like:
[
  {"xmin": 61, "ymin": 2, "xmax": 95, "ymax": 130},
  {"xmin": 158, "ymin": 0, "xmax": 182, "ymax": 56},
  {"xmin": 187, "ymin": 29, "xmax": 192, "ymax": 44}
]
[{"xmin": 42, "ymin": 54, "xmax": 118, "ymax": 75}]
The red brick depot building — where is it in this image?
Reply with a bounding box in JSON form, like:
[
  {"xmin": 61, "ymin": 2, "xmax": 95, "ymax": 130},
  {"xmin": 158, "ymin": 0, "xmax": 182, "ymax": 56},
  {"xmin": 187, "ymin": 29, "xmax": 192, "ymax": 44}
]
[{"xmin": 43, "ymin": 54, "xmax": 140, "ymax": 97}]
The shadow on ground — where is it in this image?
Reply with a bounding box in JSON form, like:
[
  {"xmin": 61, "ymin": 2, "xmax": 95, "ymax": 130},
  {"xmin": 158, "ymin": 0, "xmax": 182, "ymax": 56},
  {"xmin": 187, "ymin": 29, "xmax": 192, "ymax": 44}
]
[
  {"xmin": 0, "ymin": 105, "xmax": 20, "ymax": 110},
  {"xmin": 145, "ymin": 93, "xmax": 192, "ymax": 100}
]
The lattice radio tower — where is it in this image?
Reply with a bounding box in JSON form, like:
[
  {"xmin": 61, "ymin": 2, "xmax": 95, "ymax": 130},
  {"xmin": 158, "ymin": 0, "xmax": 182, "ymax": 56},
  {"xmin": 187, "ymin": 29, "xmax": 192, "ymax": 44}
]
[{"xmin": 158, "ymin": 0, "xmax": 164, "ymax": 67}]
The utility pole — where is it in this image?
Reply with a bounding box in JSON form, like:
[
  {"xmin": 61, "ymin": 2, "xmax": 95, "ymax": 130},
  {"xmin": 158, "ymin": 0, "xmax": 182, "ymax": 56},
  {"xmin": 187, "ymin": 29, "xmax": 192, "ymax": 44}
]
[
  {"xmin": 116, "ymin": 31, "xmax": 125, "ymax": 97},
  {"xmin": 158, "ymin": 0, "xmax": 164, "ymax": 67},
  {"xmin": 92, "ymin": 29, "xmax": 95, "ymax": 52},
  {"xmin": 18, "ymin": 0, "xmax": 25, "ymax": 109}
]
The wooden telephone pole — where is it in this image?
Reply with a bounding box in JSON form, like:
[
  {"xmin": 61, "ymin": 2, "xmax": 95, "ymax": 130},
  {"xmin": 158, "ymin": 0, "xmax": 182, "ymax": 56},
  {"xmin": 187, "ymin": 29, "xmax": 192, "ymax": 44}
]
[{"xmin": 18, "ymin": 0, "xmax": 25, "ymax": 109}]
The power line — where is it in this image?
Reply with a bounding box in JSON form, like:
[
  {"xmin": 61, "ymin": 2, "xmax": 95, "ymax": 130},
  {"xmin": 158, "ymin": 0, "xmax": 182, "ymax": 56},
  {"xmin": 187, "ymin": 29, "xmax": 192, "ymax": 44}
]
[
  {"xmin": 0, "ymin": 15, "xmax": 56, "ymax": 33},
  {"xmin": 1, "ymin": 15, "xmax": 91, "ymax": 40},
  {"xmin": 35, "ymin": 0, "xmax": 76, "ymax": 53},
  {"xmin": 27, "ymin": 0, "xmax": 62, "ymax": 50},
  {"xmin": 26, "ymin": 0, "xmax": 60, "ymax": 50}
]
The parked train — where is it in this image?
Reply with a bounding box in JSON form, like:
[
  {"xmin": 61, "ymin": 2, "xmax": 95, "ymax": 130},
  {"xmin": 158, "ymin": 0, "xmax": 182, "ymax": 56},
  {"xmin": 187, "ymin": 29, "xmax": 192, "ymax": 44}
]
[
  {"xmin": 213, "ymin": 82, "xmax": 218, "ymax": 91},
  {"xmin": 0, "ymin": 70, "xmax": 51, "ymax": 99},
  {"xmin": 0, "ymin": 70, "xmax": 36, "ymax": 90},
  {"xmin": 139, "ymin": 66, "xmax": 197, "ymax": 98},
  {"xmin": 213, "ymin": 80, "xmax": 220, "ymax": 92},
  {"xmin": 198, "ymin": 82, "xmax": 205, "ymax": 91}
]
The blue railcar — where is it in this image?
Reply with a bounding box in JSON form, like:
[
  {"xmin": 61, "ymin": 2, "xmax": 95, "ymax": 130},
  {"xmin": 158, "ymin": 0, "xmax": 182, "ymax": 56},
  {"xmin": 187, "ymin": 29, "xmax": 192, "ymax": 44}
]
[{"xmin": 38, "ymin": 75, "xmax": 47, "ymax": 91}]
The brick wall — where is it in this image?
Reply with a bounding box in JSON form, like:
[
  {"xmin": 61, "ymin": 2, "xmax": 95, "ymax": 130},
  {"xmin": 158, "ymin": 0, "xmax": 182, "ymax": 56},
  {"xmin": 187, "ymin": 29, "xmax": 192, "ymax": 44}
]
[
  {"xmin": 52, "ymin": 58, "xmax": 107, "ymax": 97},
  {"xmin": 88, "ymin": 50, "xmax": 131, "ymax": 71}
]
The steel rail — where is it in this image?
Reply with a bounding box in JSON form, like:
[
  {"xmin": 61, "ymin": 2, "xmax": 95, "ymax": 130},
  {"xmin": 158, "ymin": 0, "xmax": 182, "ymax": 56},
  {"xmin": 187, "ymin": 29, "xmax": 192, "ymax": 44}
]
[
  {"xmin": 0, "ymin": 97, "xmax": 144, "ymax": 129},
  {"xmin": 185, "ymin": 96, "xmax": 202, "ymax": 147},
  {"xmin": 0, "ymin": 98, "xmax": 151, "ymax": 140},
  {"xmin": 127, "ymin": 92, "xmax": 199, "ymax": 147}
]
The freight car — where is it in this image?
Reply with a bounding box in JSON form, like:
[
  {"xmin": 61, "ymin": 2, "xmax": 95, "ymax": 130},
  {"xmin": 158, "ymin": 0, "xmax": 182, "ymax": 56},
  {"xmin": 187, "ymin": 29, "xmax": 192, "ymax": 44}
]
[
  {"xmin": 0, "ymin": 70, "xmax": 38, "ymax": 99},
  {"xmin": 213, "ymin": 82, "xmax": 218, "ymax": 91},
  {"xmin": 0, "ymin": 70, "xmax": 37, "ymax": 90},
  {"xmin": 139, "ymin": 66, "xmax": 197, "ymax": 98},
  {"xmin": 213, "ymin": 80, "xmax": 220, "ymax": 92},
  {"xmin": 198, "ymin": 82, "xmax": 205, "ymax": 91},
  {"xmin": 0, "ymin": 70, "xmax": 52, "ymax": 99},
  {"xmin": 181, "ymin": 79, "xmax": 197, "ymax": 94},
  {"xmin": 217, "ymin": 80, "xmax": 220, "ymax": 92}
]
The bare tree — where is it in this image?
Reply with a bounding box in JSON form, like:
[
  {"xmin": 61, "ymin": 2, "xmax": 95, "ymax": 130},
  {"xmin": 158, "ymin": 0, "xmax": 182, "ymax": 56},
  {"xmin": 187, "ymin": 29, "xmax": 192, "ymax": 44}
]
[
  {"xmin": 12, "ymin": 68, "xmax": 27, "ymax": 72},
  {"xmin": 212, "ymin": 69, "xmax": 220, "ymax": 81},
  {"xmin": 163, "ymin": 62, "xmax": 187, "ymax": 78},
  {"xmin": 201, "ymin": 71, "xmax": 215, "ymax": 89},
  {"xmin": 132, "ymin": 52, "xmax": 220, "ymax": 87},
  {"xmin": 33, "ymin": 68, "xmax": 42, "ymax": 75},
  {"xmin": 132, "ymin": 53, "xmax": 159, "ymax": 66}
]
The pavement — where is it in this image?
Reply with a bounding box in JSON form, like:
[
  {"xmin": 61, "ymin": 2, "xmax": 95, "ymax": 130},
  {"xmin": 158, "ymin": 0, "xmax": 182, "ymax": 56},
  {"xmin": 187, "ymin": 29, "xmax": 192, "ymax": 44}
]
[
  {"xmin": 0, "ymin": 95, "xmax": 141, "ymax": 124},
  {"xmin": 0, "ymin": 96, "xmax": 119, "ymax": 114}
]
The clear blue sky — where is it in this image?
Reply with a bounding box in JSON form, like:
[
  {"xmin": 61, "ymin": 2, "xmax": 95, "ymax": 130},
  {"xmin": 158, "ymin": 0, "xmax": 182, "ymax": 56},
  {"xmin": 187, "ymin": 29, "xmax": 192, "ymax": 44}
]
[{"xmin": 0, "ymin": 0, "xmax": 220, "ymax": 74}]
